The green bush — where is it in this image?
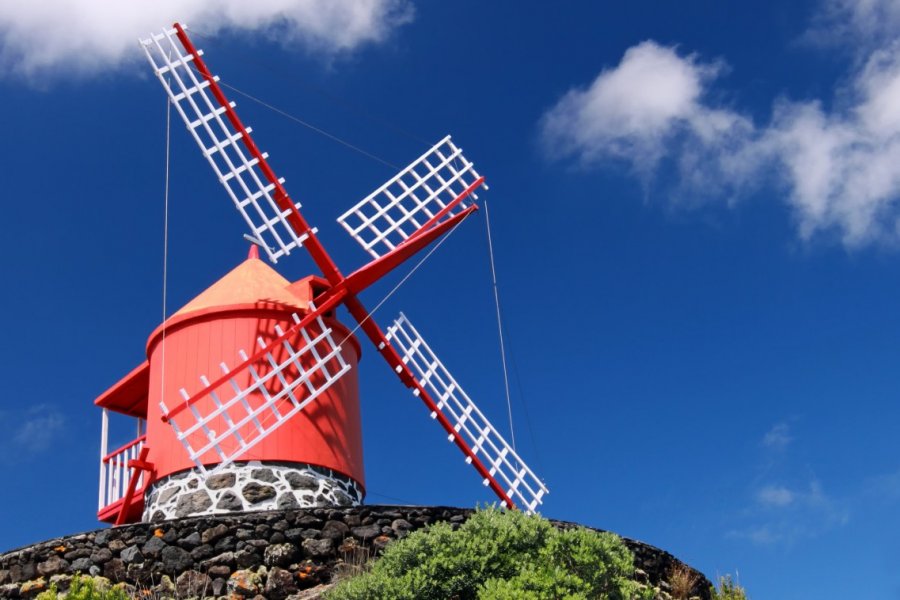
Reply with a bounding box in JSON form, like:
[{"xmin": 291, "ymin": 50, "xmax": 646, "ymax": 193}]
[
  {"xmin": 36, "ymin": 575, "xmax": 130, "ymax": 600},
  {"xmin": 326, "ymin": 507, "xmax": 644, "ymax": 600}
]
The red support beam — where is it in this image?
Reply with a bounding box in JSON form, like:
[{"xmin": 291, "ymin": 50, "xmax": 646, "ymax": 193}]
[
  {"xmin": 114, "ymin": 446, "xmax": 153, "ymax": 526},
  {"xmin": 343, "ymin": 206, "xmax": 477, "ymax": 296}
]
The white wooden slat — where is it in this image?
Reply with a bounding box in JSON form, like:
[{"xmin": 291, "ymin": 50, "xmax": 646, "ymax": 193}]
[
  {"xmin": 139, "ymin": 26, "xmax": 311, "ymax": 263},
  {"xmin": 384, "ymin": 313, "xmax": 548, "ymax": 514},
  {"xmin": 337, "ymin": 136, "xmax": 485, "ymax": 259},
  {"xmin": 160, "ymin": 311, "xmax": 351, "ymax": 474}
]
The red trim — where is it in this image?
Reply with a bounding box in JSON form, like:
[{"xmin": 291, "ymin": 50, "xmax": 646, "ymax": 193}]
[
  {"xmin": 102, "ymin": 434, "xmax": 147, "ymax": 463},
  {"xmin": 94, "ymin": 361, "xmax": 149, "ymax": 417},
  {"xmin": 173, "ymin": 23, "xmax": 344, "ymax": 287},
  {"xmin": 161, "ymin": 287, "xmax": 348, "ymax": 421},
  {"xmin": 145, "ymin": 302, "xmax": 361, "ymax": 360},
  {"xmin": 405, "ymin": 176, "xmax": 484, "ymax": 245}
]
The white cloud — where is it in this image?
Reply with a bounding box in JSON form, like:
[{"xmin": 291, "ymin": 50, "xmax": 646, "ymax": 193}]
[
  {"xmin": 539, "ymin": 41, "xmax": 751, "ymax": 180},
  {"xmin": 0, "ymin": 0, "xmax": 413, "ymax": 78},
  {"xmin": 807, "ymin": 0, "xmax": 900, "ymax": 50},
  {"xmin": 4, "ymin": 405, "xmax": 65, "ymax": 455},
  {"xmin": 761, "ymin": 422, "xmax": 792, "ymax": 451},
  {"xmin": 756, "ymin": 485, "xmax": 795, "ymax": 507},
  {"xmin": 731, "ymin": 480, "xmax": 848, "ymax": 545},
  {"xmin": 539, "ymin": 1, "xmax": 900, "ymax": 247}
]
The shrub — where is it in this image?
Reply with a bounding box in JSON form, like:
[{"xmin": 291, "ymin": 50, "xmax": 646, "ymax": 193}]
[
  {"xmin": 326, "ymin": 507, "xmax": 643, "ymax": 600},
  {"xmin": 710, "ymin": 574, "xmax": 748, "ymax": 600},
  {"xmin": 668, "ymin": 563, "xmax": 700, "ymax": 600},
  {"xmin": 36, "ymin": 574, "xmax": 130, "ymax": 600}
]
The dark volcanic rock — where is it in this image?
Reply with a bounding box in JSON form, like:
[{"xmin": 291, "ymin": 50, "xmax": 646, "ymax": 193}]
[
  {"xmin": 264, "ymin": 543, "xmax": 297, "ymax": 568},
  {"xmin": 206, "ymin": 472, "xmax": 236, "ymax": 490},
  {"xmin": 277, "ymin": 493, "xmax": 299, "ymax": 509},
  {"xmin": 120, "ymin": 545, "xmax": 144, "ymax": 565},
  {"xmin": 175, "ymin": 569, "xmax": 212, "ymax": 597},
  {"xmin": 36, "ymin": 556, "xmax": 68, "ymax": 577},
  {"xmin": 320, "ymin": 520, "xmax": 349, "ymax": 541},
  {"xmin": 174, "ymin": 490, "xmax": 212, "ymax": 518},
  {"xmin": 285, "ymin": 472, "xmax": 318, "ymax": 491},
  {"xmin": 201, "ymin": 523, "xmax": 229, "ymax": 545},
  {"xmin": 301, "ymin": 538, "xmax": 333, "ymax": 559},
  {"xmin": 265, "ymin": 566, "xmax": 298, "ymax": 600},
  {"xmin": 176, "ymin": 531, "xmax": 201, "ymax": 550},
  {"xmin": 160, "ymin": 546, "xmax": 192, "ymax": 573},
  {"xmin": 351, "ymin": 524, "xmax": 381, "ymax": 541},
  {"xmin": 70, "ymin": 557, "xmax": 92, "ymax": 573},
  {"xmin": 242, "ymin": 482, "xmax": 276, "ymax": 504},
  {"xmin": 142, "ymin": 536, "xmax": 167, "ymax": 558},
  {"xmin": 251, "ymin": 468, "xmax": 277, "ymax": 483}
]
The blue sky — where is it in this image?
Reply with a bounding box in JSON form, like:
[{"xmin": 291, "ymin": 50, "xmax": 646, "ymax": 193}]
[{"xmin": 2, "ymin": 1, "xmax": 900, "ymax": 597}]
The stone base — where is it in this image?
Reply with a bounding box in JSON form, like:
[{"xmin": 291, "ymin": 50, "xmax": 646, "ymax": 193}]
[
  {"xmin": 143, "ymin": 462, "xmax": 363, "ymax": 521},
  {"xmin": 0, "ymin": 506, "xmax": 712, "ymax": 600}
]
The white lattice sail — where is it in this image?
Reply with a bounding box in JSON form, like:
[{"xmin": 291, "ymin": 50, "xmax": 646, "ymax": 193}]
[
  {"xmin": 338, "ymin": 136, "xmax": 486, "ymax": 259},
  {"xmin": 161, "ymin": 311, "xmax": 351, "ymax": 473},
  {"xmin": 385, "ymin": 313, "xmax": 548, "ymax": 514},
  {"xmin": 140, "ymin": 26, "xmax": 313, "ymax": 263}
]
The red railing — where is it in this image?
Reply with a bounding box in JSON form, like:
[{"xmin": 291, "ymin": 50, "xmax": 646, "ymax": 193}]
[{"xmin": 98, "ymin": 435, "xmax": 147, "ymax": 511}]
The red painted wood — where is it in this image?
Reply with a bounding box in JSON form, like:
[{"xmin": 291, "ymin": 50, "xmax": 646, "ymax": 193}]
[{"xmin": 144, "ymin": 304, "xmax": 365, "ymax": 487}]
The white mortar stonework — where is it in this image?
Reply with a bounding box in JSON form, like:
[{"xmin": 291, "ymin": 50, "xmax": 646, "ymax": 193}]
[{"xmin": 142, "ymin": 461, "xmax": 364, "ymax": 522}]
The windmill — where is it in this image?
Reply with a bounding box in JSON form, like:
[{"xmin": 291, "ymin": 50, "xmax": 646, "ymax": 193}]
[{"xmin": 94, "ymin": 23, "xmax": 547, "ymax": 526}]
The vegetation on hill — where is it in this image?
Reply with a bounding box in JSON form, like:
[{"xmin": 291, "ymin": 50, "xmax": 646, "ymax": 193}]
[
  {"xmin": 327, "ymin": 507, "xmax": 649, "ymax": 600},
  {"xmin": 36, "ymin": 575, "xmax": 129, "ymax": 600},
  {"xmin": 30, "ymin": 508, "xmax": 748, "ymax": 600}
]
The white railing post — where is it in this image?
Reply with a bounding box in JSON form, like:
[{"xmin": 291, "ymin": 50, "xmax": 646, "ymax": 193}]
[{"xmin": 98, "ymin": 409, "xmax": 109, "ymax": 510}]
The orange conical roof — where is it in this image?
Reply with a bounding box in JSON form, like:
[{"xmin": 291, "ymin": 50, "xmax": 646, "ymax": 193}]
[
  {"xmin": 145, "ymin": 247, "xmax": 334, "ymax": 357},
  {"xmin": 172, "ymin": 246, "xmax": 309, "ymax": 317}
]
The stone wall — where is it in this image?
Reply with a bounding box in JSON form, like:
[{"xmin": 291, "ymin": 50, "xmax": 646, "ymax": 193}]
[
  {"xmin": 0, "ymin": 506, "xmax": 711, "ymax": 599},
  {"xmin": 144, "ymin": 463, "xmax": 363, "ymax": 522}
]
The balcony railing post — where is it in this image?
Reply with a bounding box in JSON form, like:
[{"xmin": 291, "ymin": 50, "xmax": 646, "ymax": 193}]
[{"xmin": 98, "ymin": 409, "xmax": 109, "ymax": 510}]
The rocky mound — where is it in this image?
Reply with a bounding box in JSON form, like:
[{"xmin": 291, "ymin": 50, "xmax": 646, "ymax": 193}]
[{"xmin": 0, "ymin": 506, "xmax": 710, "ymax": 599}]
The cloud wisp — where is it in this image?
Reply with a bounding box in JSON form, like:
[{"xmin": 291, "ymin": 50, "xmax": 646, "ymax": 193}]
[
  {"xmin": 0, "ymin": 405, "xmax": 65, "ymax": 459},
  {"xmin": 539, "ymin": 0, "xmax": 900, "ymax": 248},
  {"xmin": 761, "ymin": 422, "xmax": 793, "ymax": 451},
  {"xmin": 0, "ymin": 0, "xmax": 414, "ymax": 79},
  {"xmin": 726, "ymin": 424, "xmax": 848, "ymax": 545}
]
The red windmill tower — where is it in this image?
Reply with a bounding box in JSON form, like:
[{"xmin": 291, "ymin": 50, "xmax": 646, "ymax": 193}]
[{"xmin": 95, "ymin": 23, "xmax": 547, "ymax": 525}]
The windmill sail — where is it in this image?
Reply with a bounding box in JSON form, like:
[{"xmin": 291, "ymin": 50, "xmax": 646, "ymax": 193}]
[
  {"xmin": 160, "ymin": 310, "xmax": 351, "ymax": 473},
  {"xmin": 140, "ymin": 26, "xmax": 313, "ymax": 263},
  {"xmin": 338, "ymin": 136, "xmax": 485, "ymax": 259},
  {"xmin": 385, "ymin": 313, "xmax": 548, "ymax": 514}
]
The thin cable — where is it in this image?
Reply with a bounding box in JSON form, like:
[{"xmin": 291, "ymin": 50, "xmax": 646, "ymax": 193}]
[
  {"xmin": 209, "ymin": 73, "xmax": 401, "ymax": 171},
  {"xmin": 365, "ymin": 490, "xmax": 418, "ymax": 505},
  {"xmin": 483, "ymin": 201, "xmax": 516, "ymax": 454},
  {"xmin": 160, "ymin": 94, "xmax": 172, "ymax": 411},
  {"xmin": 188, "ymin": 28, "xmax": 431, "ymax": 148}
]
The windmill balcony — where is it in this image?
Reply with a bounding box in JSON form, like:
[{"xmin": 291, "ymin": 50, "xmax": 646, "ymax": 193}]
[{"xmin": 97, "ymin": 433, "xmax": 148, "ymax": 523}]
